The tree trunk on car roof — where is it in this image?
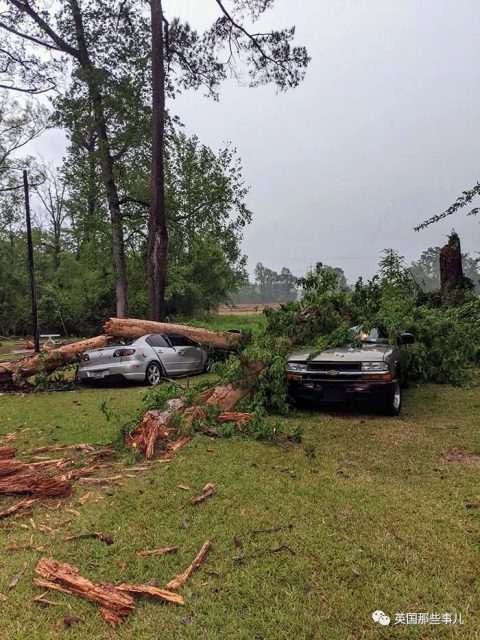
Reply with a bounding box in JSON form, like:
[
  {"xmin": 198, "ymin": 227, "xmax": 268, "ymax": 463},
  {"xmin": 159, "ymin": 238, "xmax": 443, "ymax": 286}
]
[{"xmin": 103, "ymin": 317, "xmax": 241, "ymax": 351}]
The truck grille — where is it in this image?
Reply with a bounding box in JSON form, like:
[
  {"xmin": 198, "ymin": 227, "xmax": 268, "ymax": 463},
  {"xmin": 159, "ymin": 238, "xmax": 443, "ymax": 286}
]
[{"xmin": 307, "ymin": 362, "xmax": 361, "ymax": 372}]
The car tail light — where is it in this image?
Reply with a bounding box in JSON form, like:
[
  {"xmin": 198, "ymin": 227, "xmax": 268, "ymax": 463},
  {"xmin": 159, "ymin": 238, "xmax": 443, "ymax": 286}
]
[
  {"xmin": 113, "ymin": 348, "xmax": 136, "ymax": 357},
  {"xmin": 82, "ymin": 353, "xmax": 90, "ymax": 362}
]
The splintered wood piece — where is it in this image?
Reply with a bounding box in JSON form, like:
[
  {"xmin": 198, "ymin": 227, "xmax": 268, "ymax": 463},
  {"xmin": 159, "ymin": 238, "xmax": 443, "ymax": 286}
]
[
  {"xmin": 188, "ymin": 483, "xmax": 216, "ymax": 506},
  {"xmin": 0, "ymin": 498, "xmax": 36, "ymax": 520},
  {"xmin": 117, "ymin": 583, "xmax": 184, "ymax": 605},
  {"xmin": 163, "ymin": 437, "xmax": 190, "ymax": 460},
  {"xmin": 8, "ymin": 562, "xmax": 27, "ymax": 590},
  {"xmin": 33, "ymin": 592, "xmax": 62, "ymax": 606},
  {"xmin": 78, "ymin": 475, "xmax": 123, "ymax": 486},
  {"xmin": 137, "ymin": 546, "xmax": 179, "ymax": 558},
  {"xmin": 30, "ymin": 444, "xmax": 95, "ymax": 454},
  {"xmin": 166, "ymin": 540, "xmax": 212, "ymax": 590},
  {"xmin": 0, "ymin": 593, "xmax": 7, "ymax": 602},
  {"xmin": 35, "ymin": 558, "xmax": 135, "ymax": 626},
  {"xmin": 0, "ymin": 446, "xmax": 16, "ymax": 459},
  {"xmin": 78, "ymin": 492, "xmax": 92, "ymax": 505},
  {"xmin": 64, "ymin": 532, "xmax": 114, "ymax": 545},
  {"xmin": 217, "ymin": 412, "xmax": 253, "ymax": 430},
  {"xmin": 0, "ymin": 474, "xmax": 72, "ymax": 498}
]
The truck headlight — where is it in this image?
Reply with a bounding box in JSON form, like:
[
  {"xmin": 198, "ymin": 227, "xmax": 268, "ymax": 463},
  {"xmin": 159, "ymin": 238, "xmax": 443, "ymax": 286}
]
[
  {"xmin": 286, "ymin": 362, "xmax": 307, "ymax": 372},
  {"xmin": 361, "ymin": 361, "xmax": 389, "ymax": 372}
]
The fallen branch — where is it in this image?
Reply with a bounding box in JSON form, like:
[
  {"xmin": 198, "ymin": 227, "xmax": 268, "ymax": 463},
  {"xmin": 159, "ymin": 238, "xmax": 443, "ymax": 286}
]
[
  {"xmin": 30, "ymin": 444, "xmax": 95, "ymax": 455},
  {"xmin": 166, "ymin": 540, "xmax": 212, "ymax": 590},
  {"xmin": 0, "ymin": 446, "xmax": 16, "ymax": 459},
  {"xmin": 117, "ymin": 583, "xmax": 184, "ymax": 605},
  {"xmin": 188, "ymin": 483, "xmax": 216, "ymax": 506},
  {"xmin": 64, "ymin": 532, "xmax": 114, "ymax": 545},
  {"xmin": 137, "ymin": 546, "xmax": 179, "ymax": 558},
  {"xmin": 8, "ymin": 562, "xmax": 27, "ymax": 589},
  {"xmin": 35, "ymin": 558, "xmax": 135, "ymax": 626},
  {"xmin": 0, "ymin": 498, "xmax": 36, "ymax": 520}
]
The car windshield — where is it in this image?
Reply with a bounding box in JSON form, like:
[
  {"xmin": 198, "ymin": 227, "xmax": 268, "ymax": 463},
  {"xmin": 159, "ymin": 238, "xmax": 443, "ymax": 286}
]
[{"xmin": 351, "ymin": 326, "xmax": 389, "ymax": 345}]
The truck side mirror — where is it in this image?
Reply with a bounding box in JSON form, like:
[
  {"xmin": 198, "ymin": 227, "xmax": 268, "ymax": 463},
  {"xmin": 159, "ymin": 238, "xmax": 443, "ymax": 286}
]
[{"xmin": 399, "ymin": 332, "xmax": 415, "ymax": 345}]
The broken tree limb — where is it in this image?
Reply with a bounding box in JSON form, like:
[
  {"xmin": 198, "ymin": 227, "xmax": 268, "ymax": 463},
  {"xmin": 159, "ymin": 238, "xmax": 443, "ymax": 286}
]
[
  {"xmin": 0, "ymin": 498, "xmax": 36, "ymax": 520},
  {"xmin": 104, "ymin": 317, "xmax": 241, "ymax": 351},
  {"xmin": 117, "ymin": 583, "xmax": 184, "ymax": 605},
  {"xmin": 0, "ymin": 335, "xmax": 112, "ymax": 386},
  {"xmin": 0, "ymin": 447, "xmax": 16, "ymax": 459},
  {"xmin": 166, "ymin": 540, "xmax": 212, "ymax": 590},
  {"xmin": 188, "ymin": 483, "xmax": 216, "ymax": 506},
  {"xmin": 35, "ymin": 558, "xmax": 135, "ymax": 626},
  {"xmin": 64, "ymin": 532, "xmax": 114, "ymax": 545},
  {"xmin": 137, "ymin": 546, "xmax": 179, "ymax": 557}
]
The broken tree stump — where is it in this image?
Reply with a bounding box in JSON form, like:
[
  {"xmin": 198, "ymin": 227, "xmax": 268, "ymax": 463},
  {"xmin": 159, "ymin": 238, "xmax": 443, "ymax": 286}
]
[{"xmin": 440, "ymin": 231, "xmax": 464, "ymax": 290}]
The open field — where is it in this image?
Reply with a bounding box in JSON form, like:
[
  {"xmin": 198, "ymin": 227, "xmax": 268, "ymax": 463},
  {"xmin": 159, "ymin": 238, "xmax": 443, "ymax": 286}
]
[{"xmin": 0, "ymin": 376, "xmax": 479, "ymax": 638}]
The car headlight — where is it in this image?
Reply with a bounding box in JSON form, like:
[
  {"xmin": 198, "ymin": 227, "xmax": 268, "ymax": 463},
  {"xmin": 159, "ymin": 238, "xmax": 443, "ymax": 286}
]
[
  {"xmin": 286, "ymin": 362, "xmax": 308, "ymax": 372},
  {"xmin": 361, "ymin": 361, "xmax": 389, "ymax": 372}
]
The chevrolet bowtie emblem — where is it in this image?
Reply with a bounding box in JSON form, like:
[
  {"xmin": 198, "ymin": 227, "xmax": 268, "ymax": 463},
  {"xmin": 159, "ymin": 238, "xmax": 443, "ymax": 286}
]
[{"xmin": 327, "ymin": 370, "xmax": 339, "ymax": 376}]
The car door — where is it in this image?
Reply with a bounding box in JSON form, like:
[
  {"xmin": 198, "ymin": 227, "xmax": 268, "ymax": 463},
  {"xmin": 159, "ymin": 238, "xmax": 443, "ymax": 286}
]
[
  {"xmin": 145, "ymin": 334, "xmax": 181, "ymax": 376},
  {"xmin": 166, "ymin": 335, "xmax": 204, "ymax": 375}
]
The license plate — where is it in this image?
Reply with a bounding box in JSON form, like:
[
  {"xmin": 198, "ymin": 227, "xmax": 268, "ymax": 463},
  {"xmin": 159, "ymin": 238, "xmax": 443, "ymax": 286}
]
[{"xmin": 90, "ymin": 370, "xmax": 108, "ymax": 379}]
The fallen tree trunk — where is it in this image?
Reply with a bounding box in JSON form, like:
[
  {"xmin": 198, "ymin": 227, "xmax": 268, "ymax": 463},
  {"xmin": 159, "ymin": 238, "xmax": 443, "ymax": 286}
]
[
  {"xmin": 35, "ymin": 558, "xmax": 135, "ymax": 626},
  {"xmin": 0, "ymin": 335, "xmax": 112, "ymax": 386},
  {"xmin": 104, "ymin": 317, "xmax": 241, "ymax": 351}
]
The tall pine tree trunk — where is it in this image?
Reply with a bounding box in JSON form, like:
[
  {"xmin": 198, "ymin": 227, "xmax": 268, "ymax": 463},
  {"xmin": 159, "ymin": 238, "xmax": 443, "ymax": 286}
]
[
  {"xmin": 69, "ymin": 0, "xmax": 129, "ymax": 318},
  {"xmin": 148, "ymin": 0, "xmax": 168, "ymax": 321}
]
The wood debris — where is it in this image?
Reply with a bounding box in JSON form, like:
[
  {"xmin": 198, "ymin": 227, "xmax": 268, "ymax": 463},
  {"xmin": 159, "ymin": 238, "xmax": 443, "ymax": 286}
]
[
  {"xmin": 0, "ymin": 498, "xmax": 36, "ymax": 520},
  {"xmin": 30, "ymin": 444, "xmax": 95, "ymax": 455},
  {"xmin": 217, "ymin": 411, "xmax": 253, "ymax": 430},
  {"xmin": 78, "ymin": 492, "xmax": 92, "ymax": 505},
  {"xmin": 117, "ymin": 583, "xmax": 184, "ymax": 605},
  {"xmin": 166, "ymin": 540, "xmax": 212, "ymax": 590},
  {"xmin": 8, "ymin": 562, "xmax": 27, "ymax": 590},
  {"xmin": 188, "ymin": 483, "xmax": 216, "ymax": 506},
  {"xmin": 0, "ymin": 446, "xmax": 16, "ymax": 459},
  {"xmin": 137, "ymin": 546, "xmax": 179, "ymax": 558},
  {"xmin": 33, "ymin": 592, "xmax": 62, "ymax": 606},
  {"xmin": 163, "ymin": 437, "xmax": 190, "ymax": 460},
  {"xmin": 64, "ymin": 532, "xmax": 114, "ymax": 545},
  {"xmin": 0, "ymin": 593, "xmax": 7, "ymax": 602},
  {"xmin": 34, "ymin": 557, "xmax": 135, "ymax": 626}
]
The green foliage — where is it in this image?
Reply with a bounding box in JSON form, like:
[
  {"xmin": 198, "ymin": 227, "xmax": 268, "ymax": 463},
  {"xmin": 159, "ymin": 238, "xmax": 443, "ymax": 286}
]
[{"xmin": 217, "ymin": 250, "xmax": 480, "ymax": 414}]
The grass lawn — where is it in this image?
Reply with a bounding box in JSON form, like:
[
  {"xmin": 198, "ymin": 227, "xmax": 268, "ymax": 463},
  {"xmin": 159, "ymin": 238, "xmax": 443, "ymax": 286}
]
[
  {"xmin": 183, "ymin": 312, "xmax": 266, "ymax": 334},
  {"xmin": 0, "ymin": 377, "xmax": 479, "ymax": 639}
]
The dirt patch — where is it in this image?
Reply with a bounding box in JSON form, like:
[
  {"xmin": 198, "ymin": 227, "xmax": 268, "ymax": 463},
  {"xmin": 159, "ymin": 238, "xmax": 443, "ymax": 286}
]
[
  {"xmin": 442, "ymin": 448, "xmax": 480, "ymax": 467},
  {"xmin": 218, "ymin": 303, "xmax": 280, "ymax": 314}
]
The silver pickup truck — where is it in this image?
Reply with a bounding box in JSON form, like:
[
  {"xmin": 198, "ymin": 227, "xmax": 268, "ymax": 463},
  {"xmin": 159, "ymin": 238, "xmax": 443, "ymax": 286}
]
[{"xmin": 286, "ymin": 328, "xmax": 414, "ymax": 415}]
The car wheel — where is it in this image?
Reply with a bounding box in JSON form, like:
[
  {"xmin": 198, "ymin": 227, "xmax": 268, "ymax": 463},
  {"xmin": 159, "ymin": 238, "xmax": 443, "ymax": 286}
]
[
  {"xmin": 145, "ymin": 362, "xmax": 162, "ymax": 386},
  {"xmin": 203, "ymin": 357, "xmax": 213, "ymax": 373},
  {"xmin": 382, "ymin": 381, "xmax": 402, "ymax": 416}
]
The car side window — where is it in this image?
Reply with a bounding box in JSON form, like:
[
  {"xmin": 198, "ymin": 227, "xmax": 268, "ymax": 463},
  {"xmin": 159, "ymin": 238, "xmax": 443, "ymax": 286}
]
[
  {"xmin": 146, "ymin": 334, "xmax": 169, "ymax": 348},
  {"xmin": 166, "ymin": 335, "xmax": 197, "ymax": 347}
]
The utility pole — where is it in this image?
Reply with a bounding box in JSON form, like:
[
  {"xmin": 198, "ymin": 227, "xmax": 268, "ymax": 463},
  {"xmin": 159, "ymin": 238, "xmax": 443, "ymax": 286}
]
[{"xmin": 23, "ymin": 169, "xmax": 39, "ymax": 353}]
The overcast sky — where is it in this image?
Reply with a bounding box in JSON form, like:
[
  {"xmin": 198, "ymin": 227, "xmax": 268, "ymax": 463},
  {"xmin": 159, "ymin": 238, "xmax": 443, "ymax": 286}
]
[{"xmin": 34, "ymin": 0, "xmax": 480, "ymax": 282}]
